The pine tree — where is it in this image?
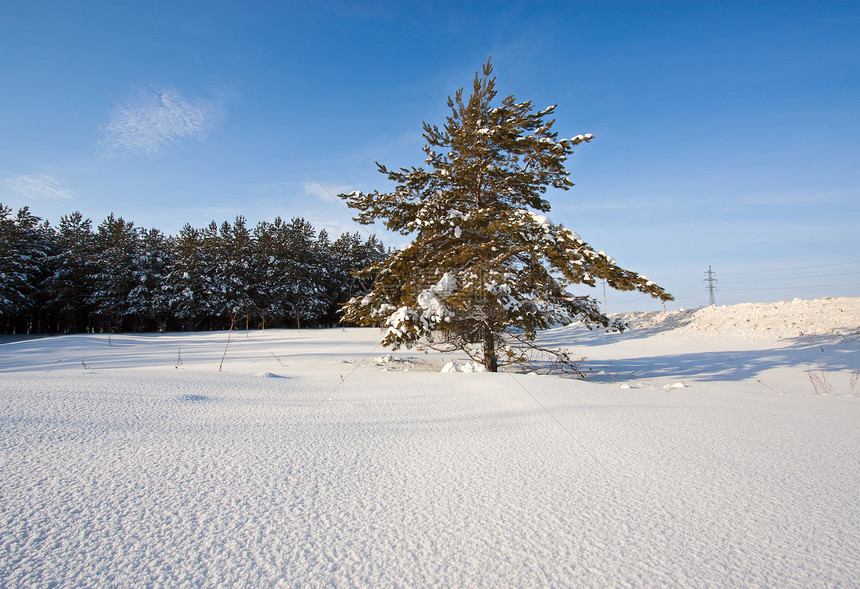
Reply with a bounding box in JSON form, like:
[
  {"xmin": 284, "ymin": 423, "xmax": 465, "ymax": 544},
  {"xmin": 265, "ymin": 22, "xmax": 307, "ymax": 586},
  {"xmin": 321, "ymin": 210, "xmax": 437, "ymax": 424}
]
[
  {"xmin": 281, "ymin": 217, "xmax": 329, "ymax": 328},
  {"xmin": 44, "ymin": 211, "xmax": 97, "ymax": 333},
  {"xmin": 127, "ymin": 227, "xmax": 173, "ymax": 331},
  {"xmin": 340, "ymin": 60, "xmax": 672, "ymax": 372},
  {"xmin": 329, "ymin": 232, "xmax": 387, "ymax": 323},
  {"xmin": 251, "ymin": 218, "xmax": 286, "ymax": 328},
  {"xmin": 211, "ymin": 216, "xmax": 256, "ymax": 329},
  {"xmin": 0, "ymin": 205, "xmax": 51, "ymax": 332},
  {"xmin": 89, "ymin": 213, "xmax": 138, "ymax": 332},
  {"xmin": 168, "ymin": 224, "xmax": 210, "ymax": 330}
]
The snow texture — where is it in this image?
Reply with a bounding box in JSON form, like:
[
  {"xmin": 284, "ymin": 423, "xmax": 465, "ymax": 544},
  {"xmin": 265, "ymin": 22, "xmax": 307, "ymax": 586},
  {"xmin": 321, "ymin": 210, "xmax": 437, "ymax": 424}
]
[{"xmin": 1, "ymin": 297, "xmax": 859, "ymax": 587}]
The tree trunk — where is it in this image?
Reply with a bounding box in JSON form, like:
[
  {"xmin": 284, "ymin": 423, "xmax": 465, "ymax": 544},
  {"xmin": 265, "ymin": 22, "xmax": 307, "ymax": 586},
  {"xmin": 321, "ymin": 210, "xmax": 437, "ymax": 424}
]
[{"xmin": 482, "ymin": 322, "xmax": 498, "ymax": 372}]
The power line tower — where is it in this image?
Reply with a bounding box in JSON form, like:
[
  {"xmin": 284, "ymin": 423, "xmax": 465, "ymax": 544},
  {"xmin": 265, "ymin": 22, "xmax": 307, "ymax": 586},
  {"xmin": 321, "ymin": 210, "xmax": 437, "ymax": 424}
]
[
  {"xmin": 602, "ymin": 279, "xmax": 607, "ymax": 314},
  {"xmin": 704, "ymin": 265, "xmax": 718, "ymax": 306}
]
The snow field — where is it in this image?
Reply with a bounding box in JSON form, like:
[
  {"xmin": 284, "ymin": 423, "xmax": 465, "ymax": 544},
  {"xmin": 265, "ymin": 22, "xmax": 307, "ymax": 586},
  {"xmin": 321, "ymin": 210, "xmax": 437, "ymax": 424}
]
[{"xmin": 1, "ymin": 298, "xmax": 859, "ymax": 586}]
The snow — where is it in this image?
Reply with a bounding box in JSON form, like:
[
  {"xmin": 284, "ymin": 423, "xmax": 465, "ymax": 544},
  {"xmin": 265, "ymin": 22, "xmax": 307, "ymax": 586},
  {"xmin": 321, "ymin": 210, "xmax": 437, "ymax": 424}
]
[
  {"xmin": 523, "ymin": 210, "xmax": 557, "ymax": 235},
  {"xmin": 1, "ymin": 297, "xmax": 859, "ymax": 586},
  {"xmin": 414, "ymin": 272, "xmax": 457, "ymax": 327},
  {"xmin": 608, "ymin": 296, "xmax": 860, "ymax": 341},
  {"xmin": 384, "ymin": 305, "xmax": 417, "ymax": 337},
  {"xmin": 663, "ymin": 382, "xmax": 688, "ymax": 390},
  {"xmin": 441, "ymin": 360, "xmax": 487, "ymax": 373},
  {"xmin": 433, "ymin": 272, "xmax": 457, "ymax": 294},
  {"xmin": 595, "ymin": 250, "xmax": 616, "ymax": 264}
]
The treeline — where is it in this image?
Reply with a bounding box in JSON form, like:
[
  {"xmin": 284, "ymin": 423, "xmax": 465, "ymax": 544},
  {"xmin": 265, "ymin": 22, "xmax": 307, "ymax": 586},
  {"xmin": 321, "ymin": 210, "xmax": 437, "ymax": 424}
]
[{"xmin": 0, "ymin": 204, "xmax": 388, "ymax": 334}]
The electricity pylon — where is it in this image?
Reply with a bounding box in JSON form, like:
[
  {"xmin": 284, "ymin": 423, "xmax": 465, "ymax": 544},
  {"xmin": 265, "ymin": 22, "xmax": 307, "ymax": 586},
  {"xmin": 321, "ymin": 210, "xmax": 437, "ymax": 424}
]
[{"xmin": 704, "ymin": 265, "xmax": 717, "ymax": 306}]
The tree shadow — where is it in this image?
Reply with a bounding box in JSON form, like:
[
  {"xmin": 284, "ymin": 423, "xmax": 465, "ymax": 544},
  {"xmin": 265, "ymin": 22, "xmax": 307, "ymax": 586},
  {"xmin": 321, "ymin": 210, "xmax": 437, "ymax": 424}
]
[
  {"xmin": 540, "ymin": 315, "xmax": 700, "ymax": 348},
  {"xmin": 582, "ymin": 335, "xmax": 860, "ymax": 385}
]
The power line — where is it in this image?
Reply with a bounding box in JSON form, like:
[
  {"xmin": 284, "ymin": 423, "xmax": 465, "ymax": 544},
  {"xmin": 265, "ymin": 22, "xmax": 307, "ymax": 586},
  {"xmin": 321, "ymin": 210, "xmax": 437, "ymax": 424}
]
[
  {"xmin": 721, "ymin": 270, "xmax": 860, "ymax": 284},
  {"xmin": 721, "ymin": 282, "xmax": 860, "ymax": 292},
  {"xmin": 721, "ymin": 260, "xmax": 860, "ymax": 277}
]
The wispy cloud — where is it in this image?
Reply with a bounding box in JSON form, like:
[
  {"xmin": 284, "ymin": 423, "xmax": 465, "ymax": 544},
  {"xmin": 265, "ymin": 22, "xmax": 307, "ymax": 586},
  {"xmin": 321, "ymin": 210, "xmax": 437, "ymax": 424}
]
[
  {"xmin": 743, "ymin": 188, "xmax": 854, "ymax": 206},
  {"xmin": 102, "ymin": 86, "xmax": 224, "ymax": 157},
  {"xmin": 1, "ymin": 174, "xmax": 77, "ymax": 201}
]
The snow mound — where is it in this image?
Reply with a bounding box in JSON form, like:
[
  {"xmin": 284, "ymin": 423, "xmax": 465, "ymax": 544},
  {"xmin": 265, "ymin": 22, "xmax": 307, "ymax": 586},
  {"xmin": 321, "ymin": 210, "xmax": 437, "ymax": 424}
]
[
  {"xmin": 372, "ymin": 354, "xmax": 433, "ymax": 372},
  {"xmin": 441, "ymin": 360, "xmax": 487, "ymax": 373},
  {"xmin": 612, "ymin": 297, "xmax": 860, "ymax": 341}
]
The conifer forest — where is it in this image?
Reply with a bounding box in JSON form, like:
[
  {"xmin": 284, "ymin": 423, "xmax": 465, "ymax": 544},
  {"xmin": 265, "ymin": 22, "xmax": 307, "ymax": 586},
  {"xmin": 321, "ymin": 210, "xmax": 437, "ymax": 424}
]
[{"xmin": 0, "ymin": 203, "xmax": 387, "ymax": 334}]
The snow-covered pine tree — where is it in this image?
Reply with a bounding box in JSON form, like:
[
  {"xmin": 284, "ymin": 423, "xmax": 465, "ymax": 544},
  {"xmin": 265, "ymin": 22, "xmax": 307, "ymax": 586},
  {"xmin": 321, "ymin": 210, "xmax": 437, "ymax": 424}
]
[
  {"xmin": 89, "ymin": 213, "xmax": 138, "ymax": 332},
  {"xmin": 339, "ymin": 59, "xmax": 672, "ymax": 372},
  {"xmin": 281, "ymin": 217, "xmax": 330, "ymax": 328},
  {"xmin": 329, "ymin": 232, "xmax": 388, "ymax": 320},
  {"xmin": 127, "ymin": 227, "xmax": 173, "ymax": 331},
  {"xmin": 168, "ymin": 224, "xmax": 211, "ymax": 330},
  {"xmin": 0, "ymin": 205, "xmax": 50, "ymax": 332},
  {"xmin": 251, "ymin": 218, "xmax": 289, "ymax": 328},
  {"xmin": 44, "ymin": 211, "xmax": 97, "ymax": 333},
  {"xmin": 211, "ymin": 216, "xmax": 256, "ymax": 328}
]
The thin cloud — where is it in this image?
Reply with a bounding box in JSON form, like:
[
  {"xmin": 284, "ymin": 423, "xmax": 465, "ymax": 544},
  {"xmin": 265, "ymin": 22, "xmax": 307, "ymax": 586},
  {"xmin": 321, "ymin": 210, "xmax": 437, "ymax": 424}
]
[
  {"xmin": 743, "ymin": 188, "xmax": 852, "ymax": 206},
  {"xmin": 1, "ymin": 174, "xmax": 77, "ymax": 201},
  {"xmin": 102, "ymin": 86, "xmax": 224, "ymax": 157}
]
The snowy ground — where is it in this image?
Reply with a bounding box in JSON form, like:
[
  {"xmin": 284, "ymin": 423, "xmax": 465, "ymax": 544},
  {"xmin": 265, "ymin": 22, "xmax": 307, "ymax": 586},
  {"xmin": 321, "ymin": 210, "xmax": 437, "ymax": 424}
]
[{"xmin": 1, "ymin": 298, "xmax": 858, "ymax": 587}]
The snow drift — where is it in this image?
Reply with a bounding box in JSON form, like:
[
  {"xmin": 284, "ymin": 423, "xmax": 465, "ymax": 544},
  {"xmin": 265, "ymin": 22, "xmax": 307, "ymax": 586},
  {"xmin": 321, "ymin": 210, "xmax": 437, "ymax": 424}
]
[
  {"xmin": 0, "ymin": 297, "xmax": 858, "ymax": 587},
  {"xmin": 610, "ymin": 296, "xmax": 860, "ymax": 341}
]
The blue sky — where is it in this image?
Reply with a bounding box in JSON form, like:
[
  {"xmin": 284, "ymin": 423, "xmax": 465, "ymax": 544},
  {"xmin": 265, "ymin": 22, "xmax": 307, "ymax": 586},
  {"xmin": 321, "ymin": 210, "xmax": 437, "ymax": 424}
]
[{"xmin": 2, "ymin": 0, "xmax": 858, "ymax": 311}]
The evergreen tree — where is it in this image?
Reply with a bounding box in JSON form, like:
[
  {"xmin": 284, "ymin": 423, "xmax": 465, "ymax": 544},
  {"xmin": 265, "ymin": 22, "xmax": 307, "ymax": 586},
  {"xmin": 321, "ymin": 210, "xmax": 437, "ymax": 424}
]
[
  {"xmin": 281, "ymin": 217, "xmax": 329, "ymax": 327},
  {"xmin": 127, "ymin": 227, "xmax": 173, "ymax": 331},
  {"xmin": 0, "ymin": 205, "xmax": 50, "ymax": 331},
  {"xmin": 313, "ymin": 228, "xmax": 336, "ymax": 324},
  {"xmin": 168, "ymin": 224, "xmax": 212, "ymax": 330},
  {"xmin": 44, "ymin": 211, "xmax": 96, "ymax": 333},
  {"xmin": 328, "ymin": 232, "xmax": 387, "ymax": 323},
  {"xmin": 251, "ymin": 218, "xmax": 285, "ymax": 327},
  {"xmin": 212, "ymin": 216, "xmax": 256, "ymax": 328},
  {"xmin": 340, "ymin": 60, "xmax": 672, "ymax": 372},
  {"xmin": 90, "ymin": 213, "xmax": 138, "ymax": 332}
]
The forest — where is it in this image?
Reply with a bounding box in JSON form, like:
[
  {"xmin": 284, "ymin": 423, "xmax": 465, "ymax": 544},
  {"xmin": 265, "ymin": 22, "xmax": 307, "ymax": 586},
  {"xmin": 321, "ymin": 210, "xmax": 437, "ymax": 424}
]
[{"xmin": 0, "ymin": 203, "xmax": 387, "ymax": 334}]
